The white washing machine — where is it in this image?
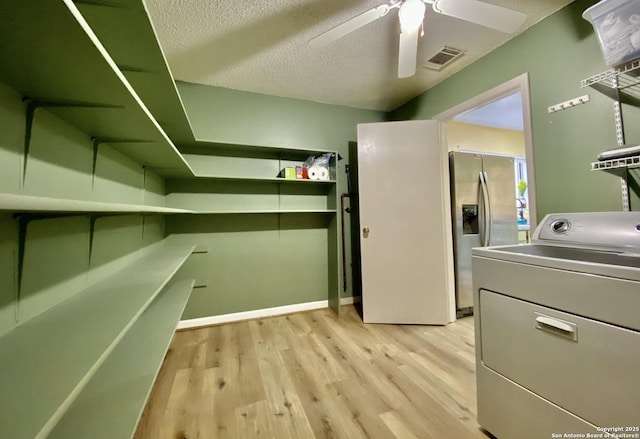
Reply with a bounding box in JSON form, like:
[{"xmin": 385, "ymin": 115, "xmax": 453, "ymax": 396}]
[{"xmin": 472, "ymin": 212, "xmax": 640, "ymax": 439}]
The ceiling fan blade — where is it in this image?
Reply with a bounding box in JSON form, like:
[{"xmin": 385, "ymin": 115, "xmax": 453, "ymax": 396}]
[
  {"xmin": 398, "ymin": 29, "xmax": 420, "ymax": 78},
  {"xmin": 434, "ymin": 0, "xmax": 527, "ymax": 34},
  {"xmin": 308, "ymin": 4, "xmax": 390, "ymax": 48}
]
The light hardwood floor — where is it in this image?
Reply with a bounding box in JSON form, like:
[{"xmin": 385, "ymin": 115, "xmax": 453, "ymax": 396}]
[{"xmin": 134, "ymin": 305, "xmax": 489, "ymax": 439}]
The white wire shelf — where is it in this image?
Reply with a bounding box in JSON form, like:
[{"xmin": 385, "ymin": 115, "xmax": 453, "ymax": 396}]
[
  {"xmin": 591, "ymin": 155, "xmax": 640, "ymax": 171},
  {"xmin": 581, "ymin": 59, "xmax": 640, "ymax": 91}
]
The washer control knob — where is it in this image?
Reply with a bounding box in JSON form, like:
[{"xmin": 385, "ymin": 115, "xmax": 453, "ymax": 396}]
[{"xmin": 550, "ymin": 218, "xmax": 570, "ymax": 234}]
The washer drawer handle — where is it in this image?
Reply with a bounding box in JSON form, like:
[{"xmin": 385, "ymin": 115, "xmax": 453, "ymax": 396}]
[{"xmin": 535, "ymin": 313, "xmax": 578, "ymax": 341}]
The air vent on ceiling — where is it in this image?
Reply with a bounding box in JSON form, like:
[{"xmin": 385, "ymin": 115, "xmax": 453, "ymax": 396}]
[{"xmin": 422, "ymin": 46, "xmax": 464, "ymax": 71}]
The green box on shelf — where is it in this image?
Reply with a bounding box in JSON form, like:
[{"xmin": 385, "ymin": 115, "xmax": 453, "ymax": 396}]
[{"xmin": 279, "ymin": 167, "xmax": 296, "ymax": 179}]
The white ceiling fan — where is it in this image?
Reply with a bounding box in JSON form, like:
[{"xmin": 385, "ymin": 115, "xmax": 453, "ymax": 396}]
[{"xmin": 309, "ymin": 0, "xmax": 527, "ymax": 78}]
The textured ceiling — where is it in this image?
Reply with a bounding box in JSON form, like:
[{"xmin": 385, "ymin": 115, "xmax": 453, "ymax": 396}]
[{"xmin": 145, "ymin": 0, "xmax": 574, "ymax": 111}]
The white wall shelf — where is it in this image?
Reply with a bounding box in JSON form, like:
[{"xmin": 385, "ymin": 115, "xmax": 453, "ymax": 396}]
[
  {"xmin": 583, "ymin": 59, "xmax": 640, "ymax": 210},
  {"xmin": 0, "ymin": 193, "xmax": 191, "ymax": 214},
  {"xmin": 591, "ymin": 155, "xmax": 640, "ymax": 172},
  {"xmin": 581, "ymin": 59, "xmax": 640, "ymax": 95}
]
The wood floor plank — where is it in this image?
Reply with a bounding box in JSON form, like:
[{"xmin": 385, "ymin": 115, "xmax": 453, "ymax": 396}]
[
  {"xmin": 204, "ymin": 321, "xmax": 266, "ymax": 437},
  {"xmin": 327, "ymin": 378, "xmax": 397, "ymax": 439},
  {"xmin": 279, "ymin": 347, "xmax": 342, "ymax": 438},
  {"xmin": 197, "ymin": 367, "xmax": 223, "ymax": 438},
  {"xmin": 287, "ymin": 331, "xmax": 348, "ymax": 386},
  {"xmin": 227, "ymin": 321, "xmax": 266, "ymax": 405},
  {"xmin": 163, "ymin": 335, "xmax": 207, "ymax": 439},
  {"xmin": 204, "ymin": 325, "xmax": 224, "ymax": 369},
  {"xmin": 161, "ymin": 368, "xmax": 190, "ymax": 439},
  {"xmin": 267, "ymin": 315, "xmax": 297, "ymax": 351},
  {"xmin": 248, "ymin": 319, "xmax": 316, "ymax": 439},
  {"xmin": 282, "ymin": 326, "xmax": 394, "ymax": 438},
  {"xmin": 234, "ymin": 400, "xmax": 278, "ymax": 438},
  {"xmin": 135, "ymin": 306, "xmax": 489, "ymax": 439},
  {"xmin": 399, "ymin": 362, "xmax": 480, "ymax": 434},
  {"xmin": 379, "ymin": 410, "xmax": 421, "ymax": 439},
  {"xmin": 133, "ymin": 341, "xmax": 179, "ymax": 439},
  {"xmin": 408, "ymin": 345, "xmax": 476, "ymax": 400},
  {"xmin": 282, "ymin": 312, "xmax": 314, "ymax": 336},
  {"xmin": 205, "ymin": 366, "xmax": 241, "ymax": 438}
]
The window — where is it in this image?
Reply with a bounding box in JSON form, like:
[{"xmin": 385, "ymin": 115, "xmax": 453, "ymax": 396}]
[{"xmin": 515, "ymin": 157, "xmax": 528, "ymax": 224}]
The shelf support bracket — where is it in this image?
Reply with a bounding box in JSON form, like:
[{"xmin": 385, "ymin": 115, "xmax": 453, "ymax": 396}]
[
  {"xmin": 22, "ymin": 99, "xmax": 123, "ymax": 188},
  {"xmin": 13, "ymin": 213, "xmax": 89, "ymax": 312},
  {"xmin": 88, "ymin": 213, "xmax": 110, "ymax": 269},
  {"xmin": 22, "ymin": 100, "xmax": 38, "ymax": 189},
  {"xmin": 117, "ymin": 65, "xmax": 153, "ymax": 74},
  {"xmin": 91, "ymin": 138, "xmax": 151, "ymax": 191},
  {"xmin": 89, "ymin": 214, "xmax": 98, "ymax": 268},
  {"xmin": 72, "ymin": 0, "xmax": 127, "ymax": 8},
  {"xmin": 88, "ymin": 212, "xmax": 141, "ymax": 268},
  {"xmin": 91, "ymin": 138, "xmax": 102, "ymax": 191}
]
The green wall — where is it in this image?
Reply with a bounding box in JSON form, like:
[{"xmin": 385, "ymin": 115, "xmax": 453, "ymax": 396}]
[
  {"xmin": 176, "ymin": 81, "xmax": 385, "ymax": 151},
  {"xmin": 391, "ymin": 0, "xmax": 640, "ymax": 217},
  {"xmin": 166, "ymin": 214, "xmax": 333, "ymax": 318},
  {"xmin": 172, "ymin": 82, "xmax": 384, "ymax": 318},
  {"xmin": 0, "ymin": 81, "xmax": 166, "ymax": 337}
]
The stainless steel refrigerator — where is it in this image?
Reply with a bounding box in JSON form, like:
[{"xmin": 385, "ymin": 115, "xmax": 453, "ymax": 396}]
[{"xmin": 449, "ymin": 151, "xmax": 519, "ymax": 316}]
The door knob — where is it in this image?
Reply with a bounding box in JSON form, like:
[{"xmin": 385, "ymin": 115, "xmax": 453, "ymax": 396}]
[{"xmin": 363, "ymin": 227, "xmax": 370, "ymax": 238}]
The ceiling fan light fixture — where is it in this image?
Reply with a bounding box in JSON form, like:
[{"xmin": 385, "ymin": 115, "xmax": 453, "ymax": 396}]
[{"xmin": 398, "ymin": 0, "xmax": 426, "ymax": 33}]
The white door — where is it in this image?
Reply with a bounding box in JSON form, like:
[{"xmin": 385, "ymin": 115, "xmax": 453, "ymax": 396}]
[{"xmin": 357, "ymin": 120, "xmax": 453, "ymax": 324}]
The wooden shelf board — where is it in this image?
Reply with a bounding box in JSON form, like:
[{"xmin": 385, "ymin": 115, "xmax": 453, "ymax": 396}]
[
  {"xmin": 188, "ymin": 209, "xmax": 338, "ymax": 214},
  {"xmin": 46, "ymin": 279, "xmax": 194, "ymax": 439},
  {"xmin": 192, "ymin": 174, "xmax": 336, "ymax": 184},
  {"xmin": 0, "ymin": 0, "xmax": 193, "ymax": 177},
  {"xmin": 0, "ymin": 244, "xmax": 195, "ymax": 439},
  {"xmin": 75, "ymin": 0, "xmax": 195, "ymax": 144},
  {"xmin": 0, "ymin": 193, "xmax": 192, "ymax": 214},
  {"xmin": 184, "ymin": 140, "xmax": 334, "ymax": 159}
]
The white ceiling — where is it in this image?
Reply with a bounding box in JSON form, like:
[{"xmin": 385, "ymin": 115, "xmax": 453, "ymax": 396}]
[
  {"xmin": 145, "ymin": 0, "xmax": 574, "ymax": 112},
  {"xmin": 454, "ymin": 91, "xmax": 524, "ymax": 131}
]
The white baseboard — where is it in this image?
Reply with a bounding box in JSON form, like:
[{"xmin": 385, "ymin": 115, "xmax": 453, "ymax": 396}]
[{"xmin": 177, "ymin": 296, "xmax": 359, "ymax": 330}]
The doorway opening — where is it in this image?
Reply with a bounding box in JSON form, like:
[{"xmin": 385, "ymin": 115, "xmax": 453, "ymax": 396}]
[{"xmin": 434, "ymin": 73, "xmax": 537, "ymax": 232}]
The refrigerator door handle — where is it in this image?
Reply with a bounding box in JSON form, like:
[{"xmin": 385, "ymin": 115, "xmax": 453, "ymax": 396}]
[{"xmin": 479, "ymin": 171, "xmax": 492, "ymax": 246}]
